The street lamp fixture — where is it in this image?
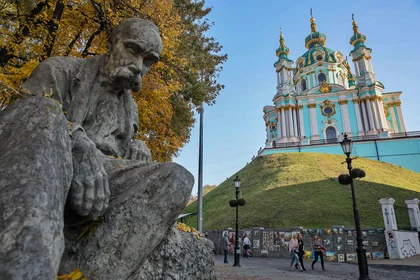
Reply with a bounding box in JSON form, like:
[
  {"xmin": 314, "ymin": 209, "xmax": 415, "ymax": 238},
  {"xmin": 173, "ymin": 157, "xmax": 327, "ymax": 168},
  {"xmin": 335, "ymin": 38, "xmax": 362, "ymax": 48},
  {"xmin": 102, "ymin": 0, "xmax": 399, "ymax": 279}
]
[
  {"xmin": 229, "ymin": 175, "xmax": 245, "ymax": 267},
  {"xmin": 340, "ymin": 134, "xmax": 370, "ymax": 280}
]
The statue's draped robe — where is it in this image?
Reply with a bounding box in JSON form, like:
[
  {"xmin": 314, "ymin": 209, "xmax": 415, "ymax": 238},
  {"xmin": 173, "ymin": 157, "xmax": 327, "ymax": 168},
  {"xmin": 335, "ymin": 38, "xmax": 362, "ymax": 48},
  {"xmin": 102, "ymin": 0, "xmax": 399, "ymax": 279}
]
[{"xmin": 0, "ymin": 55, "xmax": 193, "ymax": 280}]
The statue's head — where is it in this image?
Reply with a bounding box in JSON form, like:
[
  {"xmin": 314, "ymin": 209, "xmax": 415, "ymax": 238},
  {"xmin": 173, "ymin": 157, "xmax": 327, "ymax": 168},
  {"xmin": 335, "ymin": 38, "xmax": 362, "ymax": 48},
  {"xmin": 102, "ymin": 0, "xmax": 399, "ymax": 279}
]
[{"xmin": 107, "ymin": 18, "xmax": 163, "ymax": 92}]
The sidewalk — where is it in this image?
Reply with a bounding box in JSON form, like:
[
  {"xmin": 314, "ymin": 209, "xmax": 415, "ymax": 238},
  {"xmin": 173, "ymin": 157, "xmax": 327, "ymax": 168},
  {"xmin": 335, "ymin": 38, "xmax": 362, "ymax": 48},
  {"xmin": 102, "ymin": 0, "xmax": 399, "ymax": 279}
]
[{"xmin": 215, "ymin": 255, "xmax": 420, "ymax": 280}]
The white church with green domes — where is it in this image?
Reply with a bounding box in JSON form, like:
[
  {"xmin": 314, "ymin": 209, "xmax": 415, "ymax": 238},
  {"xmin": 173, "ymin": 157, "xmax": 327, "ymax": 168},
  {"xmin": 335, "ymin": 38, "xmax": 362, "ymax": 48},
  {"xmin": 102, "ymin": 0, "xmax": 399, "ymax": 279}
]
[
  {"xmin": 264, "ymin": 14, "xmax": 406, "ymax": 146},
  {"xmin": 260, "ymin": 13, "xmax": 420, "ymax": 174}
]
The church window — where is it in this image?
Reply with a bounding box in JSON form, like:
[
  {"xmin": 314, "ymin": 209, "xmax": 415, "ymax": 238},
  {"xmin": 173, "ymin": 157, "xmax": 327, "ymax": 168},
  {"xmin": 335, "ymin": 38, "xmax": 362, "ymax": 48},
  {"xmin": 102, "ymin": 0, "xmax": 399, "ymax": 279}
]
[
  {"xmin": 316, "ymin": 55, "xmax": 323, "ymax": 61},
  {"xmin": 323, "ymin": 106, "xmax": 334, "ymax": 116},
  {"xmin": 326, "ymin": 126, "xmax": 337, "ymax": 141},
  {"xmin": 318, "ymin": 73, "xmax": 326, "ymax": 84},
  {"xmin": 301, "ymin": 79, "xmax": 307, "ymax": 91},
  {"xmin": 299, "ymin": 62, "xmax": 304, "ymax": 68}
]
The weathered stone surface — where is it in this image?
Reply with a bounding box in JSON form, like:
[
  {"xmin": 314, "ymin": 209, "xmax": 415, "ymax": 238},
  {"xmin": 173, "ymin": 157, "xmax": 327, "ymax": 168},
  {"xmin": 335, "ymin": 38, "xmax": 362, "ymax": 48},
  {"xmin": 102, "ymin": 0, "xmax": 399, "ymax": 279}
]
[
  {"xmin": 0, "ymin": 18, "xmax": 201, "ymax": 280},
  {"xmin": 0, "ymin": 96, "xmax": 73, "ymax": 280},
  {"xmin": 130, "ymin": 224, "xmax": 216, "ymax": 280},
  {"xmin": 59, "ymin": 160, "xmax": 194, "ymax": 280}
]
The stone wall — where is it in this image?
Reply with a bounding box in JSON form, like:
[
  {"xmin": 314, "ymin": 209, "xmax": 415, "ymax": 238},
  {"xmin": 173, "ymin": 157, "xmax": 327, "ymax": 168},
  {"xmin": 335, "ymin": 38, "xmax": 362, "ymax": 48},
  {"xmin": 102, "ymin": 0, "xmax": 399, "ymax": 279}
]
[{"xmin": 206, "ymin": 226, "xmax": 387, "ymax": 262}]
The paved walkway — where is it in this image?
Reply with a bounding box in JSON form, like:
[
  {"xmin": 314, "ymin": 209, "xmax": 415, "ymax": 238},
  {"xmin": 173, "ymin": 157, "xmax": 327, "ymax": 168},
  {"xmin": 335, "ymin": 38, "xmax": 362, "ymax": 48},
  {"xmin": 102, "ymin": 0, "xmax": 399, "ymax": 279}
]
[{"xmin": 215, "ymin": 255, "xmax": 420, "ymax": 280}]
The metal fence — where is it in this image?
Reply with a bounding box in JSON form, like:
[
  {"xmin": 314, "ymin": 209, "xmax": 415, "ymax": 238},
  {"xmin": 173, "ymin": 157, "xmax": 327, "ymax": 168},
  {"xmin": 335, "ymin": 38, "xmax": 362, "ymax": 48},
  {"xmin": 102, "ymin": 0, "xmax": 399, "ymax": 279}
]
[{"xmin": 270, "ymin": 131, "xmax": 420, "ymax": 148}]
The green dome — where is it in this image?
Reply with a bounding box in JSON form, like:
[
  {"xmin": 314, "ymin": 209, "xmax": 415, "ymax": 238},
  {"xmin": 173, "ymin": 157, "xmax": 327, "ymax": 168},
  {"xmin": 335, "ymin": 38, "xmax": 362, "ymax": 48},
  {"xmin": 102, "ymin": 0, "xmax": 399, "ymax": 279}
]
[
  {"xmin": 276, "ymin": 44, "xmax": 290, "ymax": 59},
  {"xmin": 299, "ymin": 46, "xmax": 337, "ymax": 67},
  {"xmin": 304, "ymin": 17, "xmax": 327, "ymax": 49},
  {"xmin": 305, "ymin": 31, "xmax": 327, "ymax": 49},
  {"xmin": 274, "ymin": 31, "xmax": 293, "ymax": 64},
  {"xmin": 350, "ymin": 21, "xmax": 366, "ymax": 48}
]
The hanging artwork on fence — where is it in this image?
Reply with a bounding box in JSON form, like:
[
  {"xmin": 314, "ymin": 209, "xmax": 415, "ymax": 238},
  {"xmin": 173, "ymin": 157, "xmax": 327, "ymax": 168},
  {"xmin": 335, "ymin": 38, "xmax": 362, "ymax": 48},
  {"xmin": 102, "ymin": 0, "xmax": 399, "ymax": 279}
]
[
  {"xmin": 338, "ymin": 254, "xmax": 345, "ymax": 262},
  {"xmin": 372, "ymin": 241, "xmax": 379, "ymax": 247},
  {"xmin": 346, "ymin": 253, "xmax": 357, "ymax": 261},
  {"xmin": 304, "ymin": 250, "xmax": 312, "ymax": 260},
  {"xmin": 325, "ymin": 251, "xmax": 337, "ymax": 262},
  {"xmin": 363, "ymin": 240, "xmax": 369, "ymax": 246},
  {"xmin": 369, "ymin": 230, "xmax": 376, "ymax": 235},
  {"xmin": 253, "ymin": 240, "xmax": 260, "ymax": 249},
  {"xmin": 337, "ymin": 237, "xmax": 342, "ymax": 243},
  {"xmin": 372, "ymin": 252, "xmax": 384, "ymax": 259}
]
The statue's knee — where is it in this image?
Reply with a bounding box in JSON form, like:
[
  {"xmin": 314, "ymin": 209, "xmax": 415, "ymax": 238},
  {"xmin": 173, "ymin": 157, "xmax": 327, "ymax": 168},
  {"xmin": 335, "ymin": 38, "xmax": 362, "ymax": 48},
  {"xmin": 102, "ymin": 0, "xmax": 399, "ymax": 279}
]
[{"xmin": 158, "ymin": 162, "xmax": 194, "ymax": 187}]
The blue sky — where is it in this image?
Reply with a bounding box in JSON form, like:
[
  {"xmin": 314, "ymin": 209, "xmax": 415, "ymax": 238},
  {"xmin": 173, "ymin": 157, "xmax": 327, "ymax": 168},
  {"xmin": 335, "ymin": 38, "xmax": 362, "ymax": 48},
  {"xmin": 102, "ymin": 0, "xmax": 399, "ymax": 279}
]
[{"xmin": 174, "ymin": 0, "xmax": 420, "ymax": 195}]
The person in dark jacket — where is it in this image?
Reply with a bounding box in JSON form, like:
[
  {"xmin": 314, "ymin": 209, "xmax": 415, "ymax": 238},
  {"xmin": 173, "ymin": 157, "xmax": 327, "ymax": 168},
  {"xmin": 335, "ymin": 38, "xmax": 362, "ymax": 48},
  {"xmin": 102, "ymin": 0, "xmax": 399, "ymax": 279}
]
[
  {"xmin": 223, "ymin": 232, "xmax": 230, "ymax": 264},
  {"xmin": 295, "ymin": 233, "xmax": 306, "ymax": 270}
]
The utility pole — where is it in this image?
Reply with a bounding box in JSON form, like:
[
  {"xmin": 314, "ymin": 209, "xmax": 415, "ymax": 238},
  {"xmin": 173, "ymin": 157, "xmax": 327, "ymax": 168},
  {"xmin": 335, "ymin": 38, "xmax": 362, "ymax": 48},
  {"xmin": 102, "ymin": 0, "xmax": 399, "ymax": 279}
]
[{"xmin": 197, "ymin": 103, "xmax": 204, "ymax": 233}]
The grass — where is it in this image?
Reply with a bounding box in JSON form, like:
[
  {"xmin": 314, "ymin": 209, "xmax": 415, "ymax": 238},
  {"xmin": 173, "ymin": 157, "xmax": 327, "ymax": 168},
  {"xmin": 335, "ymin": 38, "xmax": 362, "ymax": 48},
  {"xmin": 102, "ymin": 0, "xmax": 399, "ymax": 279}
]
[{"xmin": 183, "ymin": 153, "xmax": 420, "ymax": 230}]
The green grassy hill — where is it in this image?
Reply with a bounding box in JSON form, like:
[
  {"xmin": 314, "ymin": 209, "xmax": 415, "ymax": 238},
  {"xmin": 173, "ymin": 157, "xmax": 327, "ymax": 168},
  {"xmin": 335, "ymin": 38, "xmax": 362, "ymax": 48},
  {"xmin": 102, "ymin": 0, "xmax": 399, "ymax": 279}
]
[{"xmin": 183, "ymin": 153, "xmax": 420, "ymax": 230}]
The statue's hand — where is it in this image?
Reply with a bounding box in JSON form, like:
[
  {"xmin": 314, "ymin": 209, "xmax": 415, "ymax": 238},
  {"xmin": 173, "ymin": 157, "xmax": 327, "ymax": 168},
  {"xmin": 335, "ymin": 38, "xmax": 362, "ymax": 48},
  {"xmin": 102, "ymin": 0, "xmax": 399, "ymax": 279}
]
[
  {"xmin": 70, "ymin": 130, "xmax": 110, "ymax": 219},
  {"xmin": 124, "ymin": 139, "xmax": 152, "ymax": 162}
]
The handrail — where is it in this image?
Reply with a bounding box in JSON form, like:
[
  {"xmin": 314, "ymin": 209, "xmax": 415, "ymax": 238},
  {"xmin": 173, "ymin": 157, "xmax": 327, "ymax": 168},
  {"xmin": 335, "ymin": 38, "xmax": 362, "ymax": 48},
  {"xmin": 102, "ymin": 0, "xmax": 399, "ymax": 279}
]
[{"xmin": 270, "ymin": 131, "xmax": 420, "ymax": 148}]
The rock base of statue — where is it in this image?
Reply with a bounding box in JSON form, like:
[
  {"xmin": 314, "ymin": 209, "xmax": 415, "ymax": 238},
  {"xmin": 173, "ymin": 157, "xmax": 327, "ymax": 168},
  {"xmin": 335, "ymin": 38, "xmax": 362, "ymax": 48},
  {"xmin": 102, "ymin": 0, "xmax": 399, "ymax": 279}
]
[{"xmin": 131, "ymin": 224, "xmax": 216, "ymax": 280}]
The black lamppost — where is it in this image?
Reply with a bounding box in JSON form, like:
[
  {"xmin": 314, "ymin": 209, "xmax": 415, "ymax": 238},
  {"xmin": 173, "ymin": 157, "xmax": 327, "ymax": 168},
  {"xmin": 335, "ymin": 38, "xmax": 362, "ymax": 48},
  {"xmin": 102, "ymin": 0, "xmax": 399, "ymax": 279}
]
[
  {"xmin": 340, "ymin": 134, "xmax": 370, "ymax": 280},
  {"xmin": 229, "ymin": 175, "xmax": 245, "ymax": 267}
]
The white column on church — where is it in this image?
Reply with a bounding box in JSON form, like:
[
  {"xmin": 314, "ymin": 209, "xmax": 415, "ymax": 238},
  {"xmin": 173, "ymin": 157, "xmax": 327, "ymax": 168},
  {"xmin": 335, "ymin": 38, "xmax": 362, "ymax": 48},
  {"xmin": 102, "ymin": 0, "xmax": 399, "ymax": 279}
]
[
  {"xmin": 288, "ymin": 105, "xmax": 294, "ymax": 137},
  {"xmin": 308, "ymin": 103, "xmax": 318, "ymax": 138},
  {"xmin": 353, "ymin": 99, "xmax": 364, "ymax": 134},
  {"xmin": 388, "ymin": 103, "xmax": 397, "ymax": 133},
  {"xmin": 395, "ymin": 102, "xmax": 406, "ymax": 132},
  {"xmin": 365, "ymin": 97, "xmax": 375, "ymax": 131},
  {"xmin": 298, "ymin": 105, "xmax": 304, "ymax": 137},
  {"xmin": 354, "ymin": 61, "xmax": 359, "ymax": 76},
  {"xmin": 339, "ymin": 100, "xmax": 351, "ymax": 134},
  {"xmin": 292, "ymin": 106, "xmax": 298, "ymax": 137},
  {"xmin": 276, "ymin": 72, "xmax": 280, "ymax": 86},
  {"xmin": 285, "ymin": 107, "xmax": 290, "ymax": 137},
  {"xmin": 328, "ymin": 69, "xmax": 334, "ymax": 83},
  {"xmin": 280, "ymin": 107, "xmax": 287, "ymax": 138},
  {"xmin": 360, "ymin": 100, "xmax": 369, "ymax": 131},
  {"xmin": 280, "ymin": 71, "xmax": 286, "ymax": 85},
  {"xmin": 370, "ymin": 96, "xmax": 380, "ymax": 130},
  {"xmin": 277, "ymin": 108, "xmax": 282, "ymax": 138},
  {"xmin": 377, "ymin": 97, "xmax": 388, "ymax": 130}
]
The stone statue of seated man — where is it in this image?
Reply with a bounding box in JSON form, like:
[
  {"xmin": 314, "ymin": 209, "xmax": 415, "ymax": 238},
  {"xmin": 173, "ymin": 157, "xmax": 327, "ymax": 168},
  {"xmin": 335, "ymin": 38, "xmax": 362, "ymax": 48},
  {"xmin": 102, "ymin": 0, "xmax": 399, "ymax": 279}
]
[{"xmin": 0, "ymin": 18, "xmax": 193, "ymax": 280}]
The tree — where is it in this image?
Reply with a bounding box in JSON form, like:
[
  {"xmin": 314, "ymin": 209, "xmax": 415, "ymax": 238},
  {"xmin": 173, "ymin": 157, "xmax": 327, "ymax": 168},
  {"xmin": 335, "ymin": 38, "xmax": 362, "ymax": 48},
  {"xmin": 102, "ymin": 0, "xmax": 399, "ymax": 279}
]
[{"xmin": 0, "ymin": 0, "xmax": 226, "ymax": 161}]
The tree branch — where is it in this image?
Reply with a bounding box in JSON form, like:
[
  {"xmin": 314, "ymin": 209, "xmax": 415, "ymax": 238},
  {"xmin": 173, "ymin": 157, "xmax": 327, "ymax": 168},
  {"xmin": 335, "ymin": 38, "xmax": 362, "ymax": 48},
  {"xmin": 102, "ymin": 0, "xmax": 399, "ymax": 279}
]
[
  {"xmin": 41, "ymin": 0, "xmax": 65, "ymax": 60},
  {"xmin": 0, "ymin": 1, "xmax": 50, "ymax": 66},
  {"xmin": 81, "ymin": 23, "xmax": 104, "ymax": 57}
]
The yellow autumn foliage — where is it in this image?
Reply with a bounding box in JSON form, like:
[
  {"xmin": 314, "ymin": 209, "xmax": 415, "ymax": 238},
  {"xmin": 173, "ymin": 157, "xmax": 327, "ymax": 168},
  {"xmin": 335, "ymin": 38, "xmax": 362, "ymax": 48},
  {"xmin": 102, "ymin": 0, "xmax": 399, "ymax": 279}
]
[{"xmin": 0, "ymin": 0, "xmax": 226, "ymax": 161}]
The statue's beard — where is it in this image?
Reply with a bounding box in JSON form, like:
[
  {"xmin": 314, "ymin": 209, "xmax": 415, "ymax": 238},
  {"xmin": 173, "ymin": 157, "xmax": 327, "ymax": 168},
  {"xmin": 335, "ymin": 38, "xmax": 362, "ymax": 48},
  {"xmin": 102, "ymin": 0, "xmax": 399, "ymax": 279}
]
[{"xmin": 109, "ymin": 66, "xmax": 142, "ymax": 92}]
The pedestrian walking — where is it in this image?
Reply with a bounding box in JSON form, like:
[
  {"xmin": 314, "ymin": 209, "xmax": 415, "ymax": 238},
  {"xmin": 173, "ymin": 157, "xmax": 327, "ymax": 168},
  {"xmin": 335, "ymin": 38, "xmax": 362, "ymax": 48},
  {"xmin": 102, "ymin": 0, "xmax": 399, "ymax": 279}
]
[
  {"xmin": 294, "ymin": 233, "xmax": 306, "ymax": 271},
  {"xmin": 223, "ymin": 232, "xmax": 229, "ymax": 264},
  {"xmin": 311, "ymin": 235, "xmax": 326, "ymax": 271},
  {"xmin": 243, "ymin": 233, "xmax": 251, "ymax": 258},
  {"xmin": 289, "ymin": 234, "xmax": 303, "ymax": 271}
]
